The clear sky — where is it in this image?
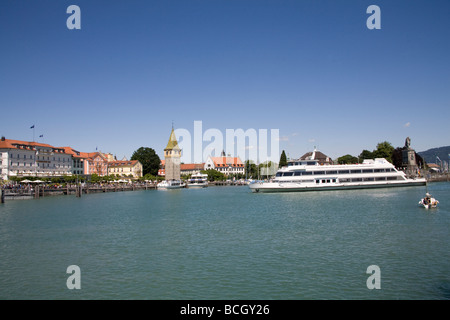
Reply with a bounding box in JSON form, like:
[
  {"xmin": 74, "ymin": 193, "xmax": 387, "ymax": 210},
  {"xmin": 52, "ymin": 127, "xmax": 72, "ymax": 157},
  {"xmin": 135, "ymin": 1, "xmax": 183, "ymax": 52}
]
[{"xmin": 1, "ymin": 0, "xmax": 449, "ymax": 163}]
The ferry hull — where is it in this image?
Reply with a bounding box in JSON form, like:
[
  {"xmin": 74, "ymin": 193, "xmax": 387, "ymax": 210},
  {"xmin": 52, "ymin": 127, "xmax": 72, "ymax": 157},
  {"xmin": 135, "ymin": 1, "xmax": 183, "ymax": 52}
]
[{"xmin": 249, "ymin": 179, "xmax": 426, "ymax": 193}]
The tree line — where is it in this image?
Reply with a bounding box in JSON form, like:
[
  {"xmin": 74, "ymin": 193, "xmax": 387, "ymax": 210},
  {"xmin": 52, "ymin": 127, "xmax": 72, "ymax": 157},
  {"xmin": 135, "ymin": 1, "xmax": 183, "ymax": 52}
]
[{"xmin": 335, "ymin": 141, "xmax": 425, "ymax": 168}]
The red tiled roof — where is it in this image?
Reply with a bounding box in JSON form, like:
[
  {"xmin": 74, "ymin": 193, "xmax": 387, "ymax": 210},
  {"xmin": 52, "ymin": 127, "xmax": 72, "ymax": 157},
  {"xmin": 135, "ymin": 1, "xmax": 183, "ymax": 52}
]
[
  {"xmin": 210, "ymin": 156, "xmax": 244, "ymax": 167},
  {"xmin": 0, "ymin": 138, "xmax": 55, "ymax": 150},
  {"xmin": 108, "ymin": 160, "xmax": 140, "ymax": 167},
  {"xmin": 180, "ymin": 163, "xmax": 204, "ymax": 170}
]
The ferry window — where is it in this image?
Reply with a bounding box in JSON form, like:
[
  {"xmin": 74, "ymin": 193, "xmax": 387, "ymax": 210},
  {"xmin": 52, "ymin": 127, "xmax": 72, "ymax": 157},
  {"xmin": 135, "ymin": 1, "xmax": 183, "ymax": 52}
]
[
  {"xmin": 276, "ymin": 172, "xmax": 282, "ymax": 177},
  {"xmin": 326, "ymin": 171, "xmax": 337, "ymax": 174},
  {"xmin": 351, "ymin": 170, "xmax": 361, "ymax": 174},
  {"xmin": 294, "ymin": 171, "xmax": 302, "ymax": 176},
  {"xmin": 322, "ymin": 179, "xmax": 326, "ymax": 183},
  {"xmin": 316, "ymin": 180, "xmax": 320, "ymax": 184},
  {"xmin": 374, "ymin": 169, "xmax": 384, "ymax": 172},
  {"xmin": 307, "ymin": 162, "xmax": 316, "ymax": 166},
  {"xmin": 314, "ymin": 171, "xmax": 325, "ymax": 175},
  {"xmin": 302, "ymin": 171, "xmax": 312, "ymax": 175},
  {"xmin": 288, "ymin": 163, "xmax": 293, "ymax": 166},
  {"xmin": 352, "ymin": 178, "xmax": 362, "ymax": 182},
  {"xmin": 283, "ymin": 172, "xmax": 294, "ymax": 176},
  {"xmin": 387, "ymin": 176, "xmax": 397, "ymax": 180},
  {"xmin": 375, "ymin": 177, "xmax": 386, "ymax": 181},
  {"xmin": 338, "ymin": 170, "xmax": 350, "ymax": 174},
  {"xmin": 363, "ymin": 169, "xmax": 373, "ymax": 173},
  {"xmin": 332, "ymin": 179, "xmax": 336, "ymax": 183},
  {"xmin": 326, "ymin": 179, "xmax": 331, "ymax": 183},
  {"xmin": 363, "ymin": 178, "xmax": 374, "ymax": 181}
]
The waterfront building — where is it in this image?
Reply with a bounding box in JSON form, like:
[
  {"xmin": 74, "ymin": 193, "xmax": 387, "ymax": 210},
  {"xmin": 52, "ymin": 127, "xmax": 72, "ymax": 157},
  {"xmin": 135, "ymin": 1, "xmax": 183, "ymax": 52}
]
[
  {"xmin": 87, "ymin": 152, "xmax": 109, "ymax": 176},
  {"xmin": 61, "ymin": 147, "xmax": 89, "ymax": 176},
  {"xmin": 163, "ymin": 128, "xmax": 181, "ymax": 181},
  {"xmin": 158, "ymin": 161, "xmax": 205, "ymax": 177},
  {"xmin": 299, "ymin": 148, "xmax": 332, "ymax": 165},
  {"xmin": 0, "ymin": 137, "xmax": 73, "ymax": 180},
  {"xmin": 204, "ymin": 154, "xmax": 245, "ymax": 176},
  {"xmin": 108, "ymin": 160, "xmax": 143, "ymax": 178}
]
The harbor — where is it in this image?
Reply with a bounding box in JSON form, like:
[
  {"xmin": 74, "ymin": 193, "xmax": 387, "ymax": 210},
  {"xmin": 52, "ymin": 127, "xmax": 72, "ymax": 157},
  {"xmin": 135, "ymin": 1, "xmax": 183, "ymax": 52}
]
[{"xmin": 1, "ymin": 181, "xmax": 449, "ymax": 299}]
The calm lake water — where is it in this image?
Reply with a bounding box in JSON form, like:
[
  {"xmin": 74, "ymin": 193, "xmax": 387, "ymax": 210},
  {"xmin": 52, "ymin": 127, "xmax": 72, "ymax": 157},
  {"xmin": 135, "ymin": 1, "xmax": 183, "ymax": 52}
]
[{"xmin": 1, "ymin": 183, "xmax": 449, "ymax": 300}]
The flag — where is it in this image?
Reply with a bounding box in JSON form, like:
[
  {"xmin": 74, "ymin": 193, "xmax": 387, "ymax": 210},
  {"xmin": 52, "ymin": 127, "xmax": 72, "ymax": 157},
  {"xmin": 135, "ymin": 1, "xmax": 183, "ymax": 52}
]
[{"xmin": 30, "ymin": 125, "xmax": 35, "ymax": 129}]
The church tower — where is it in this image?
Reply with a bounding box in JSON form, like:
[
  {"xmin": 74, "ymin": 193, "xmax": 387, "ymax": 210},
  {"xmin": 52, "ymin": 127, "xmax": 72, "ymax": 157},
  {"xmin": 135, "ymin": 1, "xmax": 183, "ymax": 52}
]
[{"xmin": 164, "ymin": 127, "xmax": 181, "ymax": 181}]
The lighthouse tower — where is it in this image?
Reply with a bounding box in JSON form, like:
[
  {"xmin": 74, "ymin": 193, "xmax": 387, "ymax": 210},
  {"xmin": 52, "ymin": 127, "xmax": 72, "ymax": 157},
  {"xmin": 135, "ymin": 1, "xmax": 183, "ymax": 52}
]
[{"xmin": 164, "ymin": 127, "xmax": 181, "ymax": 181}]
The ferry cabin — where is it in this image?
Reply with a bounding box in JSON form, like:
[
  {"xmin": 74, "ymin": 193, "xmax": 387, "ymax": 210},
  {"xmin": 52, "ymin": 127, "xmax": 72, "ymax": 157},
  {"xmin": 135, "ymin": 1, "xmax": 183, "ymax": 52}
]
[{"xmin": 273, "ymin": 158, "xmax": 405, "ymax": 186}]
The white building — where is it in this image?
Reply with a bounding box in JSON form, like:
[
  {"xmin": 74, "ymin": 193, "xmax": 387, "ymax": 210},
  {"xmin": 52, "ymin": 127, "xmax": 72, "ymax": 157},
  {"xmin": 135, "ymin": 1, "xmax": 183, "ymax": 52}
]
[
  {"xmin": 204, "ymin": 154, "xmax": 245, "ymax": 176},
  {"xmin": 0, "ymin": 137, "xmax": 73, "ymax": 180}
]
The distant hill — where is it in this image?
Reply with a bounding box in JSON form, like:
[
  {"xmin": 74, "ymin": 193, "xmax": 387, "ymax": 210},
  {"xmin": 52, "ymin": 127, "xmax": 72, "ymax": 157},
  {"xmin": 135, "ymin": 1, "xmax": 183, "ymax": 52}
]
[{"xmin": 418, "ymin": 146, "xmax": 450, "ymax": 164}]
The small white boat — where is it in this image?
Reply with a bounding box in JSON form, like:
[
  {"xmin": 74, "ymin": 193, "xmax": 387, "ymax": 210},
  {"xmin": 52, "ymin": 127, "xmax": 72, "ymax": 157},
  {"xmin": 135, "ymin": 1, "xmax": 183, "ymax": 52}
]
[
  {"xmin": 186, "ymin": 173, "xmax": 208, "ymax": 188},
  {"xmin": 419, "ymin": 193, "xmax": 439, "ymax": 209},
  {"xmin": 157, "ymin": 180, "xmax": 186, "ymax": 189}
]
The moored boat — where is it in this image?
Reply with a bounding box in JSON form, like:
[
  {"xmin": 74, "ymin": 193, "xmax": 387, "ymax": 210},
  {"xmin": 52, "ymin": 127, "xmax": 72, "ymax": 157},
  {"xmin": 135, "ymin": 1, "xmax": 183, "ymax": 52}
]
[
  {"xmin": 186, "ymin": 173, "xmax": 208, "ymax": 188},
  {"xmin": 157, "ymin": 180, "xmax": 186, "ymax": 189}
]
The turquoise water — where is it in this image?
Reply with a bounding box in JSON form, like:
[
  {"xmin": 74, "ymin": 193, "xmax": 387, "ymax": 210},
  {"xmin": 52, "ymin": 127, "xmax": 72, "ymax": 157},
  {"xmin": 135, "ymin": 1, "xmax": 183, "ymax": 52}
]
[{"xmin": 0, "ymin": 183, "xmax": 449, "ymax": 300}]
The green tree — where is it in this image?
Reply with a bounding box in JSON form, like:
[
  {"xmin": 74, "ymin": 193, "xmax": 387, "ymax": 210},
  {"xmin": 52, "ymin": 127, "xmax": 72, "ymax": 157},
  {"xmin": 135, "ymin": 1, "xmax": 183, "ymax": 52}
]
[
  {"xmin": 359, "ymin": 149, "xmax": 374, "ymax": 161},
  {"xmin": 337, "ymin": 154, "xmax": 358, "ymax": 164},
  {"xmin": 130, "ymin": 147, "xmax": 161, "ymax": 176},
  {"xmin": 279, "ymin": 150, "xmax": 288, "ymax": 168},
  {"xmin": 201, "ymin": 169, "xmax": 225, "ymax": 181},
  {"xmin": 373, "ymin": 141, "xmax": 395, "ymax": 163}
]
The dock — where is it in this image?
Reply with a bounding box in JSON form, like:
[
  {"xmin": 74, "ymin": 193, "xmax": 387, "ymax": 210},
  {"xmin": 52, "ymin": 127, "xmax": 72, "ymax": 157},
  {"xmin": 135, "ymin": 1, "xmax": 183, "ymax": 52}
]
[{"xmin": 1, "ymin": 183, "xmax": 157, "ymax": 200}]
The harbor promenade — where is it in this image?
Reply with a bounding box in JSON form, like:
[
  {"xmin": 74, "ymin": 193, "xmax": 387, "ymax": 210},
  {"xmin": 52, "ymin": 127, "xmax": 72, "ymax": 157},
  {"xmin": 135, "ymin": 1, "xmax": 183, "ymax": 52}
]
[{"xmin": 0, "ymin": 180, "xmax": 249, "ymax": 201}]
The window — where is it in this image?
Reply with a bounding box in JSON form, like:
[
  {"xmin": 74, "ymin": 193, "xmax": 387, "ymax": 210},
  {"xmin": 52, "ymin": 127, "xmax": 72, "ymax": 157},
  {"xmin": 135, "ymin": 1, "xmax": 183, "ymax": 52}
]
[
  {"xmin": 352, "ymin": 178, "xmax": 362, "ymax": 182},
  {"xmin": 276, "ymin": 172, "xmax": 282, "ymax": 177},
  {"xmin": 294, "ymin": 171, "xmax": 302, "ymax": 176},
  {"xmin": 313, "ymin": 171, "xmax": 325, "ymax": 175},
  {"xmin": 307, "ymin": 162, "xmax": 316, "ymax": 166},
  {"xmin": 338, "ymin": 170, "xmax": 350, "ymax": 174},
  {"xmin": 374, "ymin": 169, "xmax": 384, "ymax": 173},
  {"xmin": 351, "ymin": 170, "xmax": 361, "ymax": 174},
  {"xmin": 283, "ymin": 172, "xmax": 294, "ymax": 176},
  {"xmin": 326, "ymin": 170, "xmax": 337, "ymax": 174},
  {"xmin": 302, "ymin": 171, "xmax": 312, "ymax": 175},
  {"xmin": 362, "ymin": 169, "xmax": 373, "ymax": 173}
]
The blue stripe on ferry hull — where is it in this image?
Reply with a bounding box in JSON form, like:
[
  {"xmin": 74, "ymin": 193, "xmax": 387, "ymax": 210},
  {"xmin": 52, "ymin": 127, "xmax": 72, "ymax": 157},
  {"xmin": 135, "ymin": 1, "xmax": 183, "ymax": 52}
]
[{"xmin": 249, "ymin": 180, "xmax": 426, "ymax": 193}]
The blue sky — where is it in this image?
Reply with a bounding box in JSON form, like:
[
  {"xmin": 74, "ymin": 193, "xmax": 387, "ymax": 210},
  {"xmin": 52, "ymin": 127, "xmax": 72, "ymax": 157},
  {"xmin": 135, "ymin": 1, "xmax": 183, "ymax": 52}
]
[{"xmin": 1, "ymin": 0, "xmax": 449, "ymax": 162}]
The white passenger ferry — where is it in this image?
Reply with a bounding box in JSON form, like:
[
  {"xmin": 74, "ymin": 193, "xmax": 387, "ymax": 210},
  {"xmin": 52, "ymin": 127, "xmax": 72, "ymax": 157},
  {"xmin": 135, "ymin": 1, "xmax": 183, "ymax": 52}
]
[
  {"xmin": 249, "ymin": 158, "xmax": 426, "ymax": 193},
  {"xmin": 187, "ymin": 173, "xmax": 208, "ymax": 188},
  {"xmin": 157, "ymin": 180, "xmax": 186, "ymax": 189}
]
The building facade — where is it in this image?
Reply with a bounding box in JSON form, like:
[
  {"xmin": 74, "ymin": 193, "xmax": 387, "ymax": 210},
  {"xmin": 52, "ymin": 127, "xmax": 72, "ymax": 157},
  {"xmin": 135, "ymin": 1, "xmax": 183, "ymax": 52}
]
[
  {"xmin": 87, "ymin": 152, "xmax": 109, "ymax": 176},
  {"xmin": 108, "ymin": 160, "xmax": 143, "ymax": 178},
  {"xmin": 0, "ymin": 137, "xmax": 73, "ymax": 180},
  {"xmin": 204, "ymin": 155, "xmax": 245, "ymax": 176}
]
